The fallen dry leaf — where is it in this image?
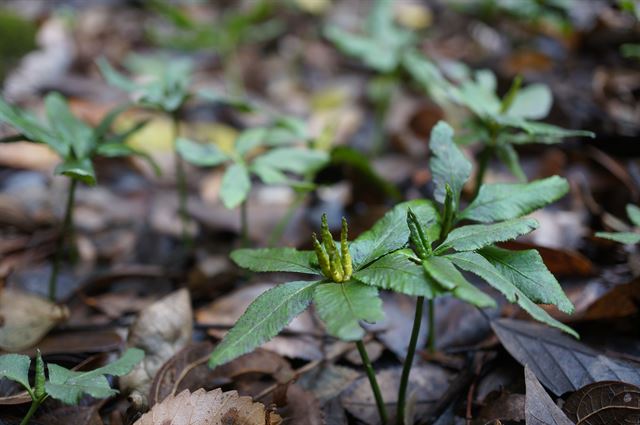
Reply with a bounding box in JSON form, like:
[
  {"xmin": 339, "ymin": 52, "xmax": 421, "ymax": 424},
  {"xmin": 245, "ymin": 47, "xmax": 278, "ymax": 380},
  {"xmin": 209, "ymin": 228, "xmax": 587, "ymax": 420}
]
[
  {"xmin": 134, "ymin": 388, "xmax": 282, "ymax": 425},
  {"xmin": 563, "ymin": 381, "xmax": 640, "ymax": 425},
  {"xmin": 278, "ymin": 384, "xmax": 324, "ymax": 425},
  {"xmin": 0, "ymin": 288, "xmax": 69, "ymax": 351},
  {"xmin": 120, "ymin": 289, "xmax": 193, "ymax": 410},
  {"xmin": 524, "ymin": 366, "xmax": 573, "ymax": 425}
]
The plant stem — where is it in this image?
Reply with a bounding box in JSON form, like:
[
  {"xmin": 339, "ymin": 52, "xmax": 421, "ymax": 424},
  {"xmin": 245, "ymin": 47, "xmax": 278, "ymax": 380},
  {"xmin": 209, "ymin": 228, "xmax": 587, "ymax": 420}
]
[
  {"xmin": 172, "ymin": 113, "xmax": 191, "ymax": 247},
  {"xmin": 20, "ymin": 398, "xmax": 42, "ymax": 425},
  {"xmin": 473, "ymin": 146, "xmax": 492, "ymax": 198},
  {"xmin": 426, "ymin": 298, "xmax": 436, "ymax": 353},
  {"xmin": 356, "ymin": 340, "xmax": 388, "ymax": 425},
  {"xmin": 240, "ymin": 200, "xmax": 249, "ymax": 248},
  {"xmin": 48, "ymin": 178, "xmax": 77, "ymax": 301},
  {"xmin": 397, "ymin": 296, "xmax": 424, "ymax": 425}
]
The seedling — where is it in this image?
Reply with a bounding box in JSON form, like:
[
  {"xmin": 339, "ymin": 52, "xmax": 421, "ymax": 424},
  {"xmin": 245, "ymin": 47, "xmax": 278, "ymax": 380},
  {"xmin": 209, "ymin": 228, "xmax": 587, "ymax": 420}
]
[
  {"xmin": 0, "ymin": 93, "xmax": 152, "ymax": 300},
  {"xmin": 176, "ymin": 116, "xmax": 328, "ymax": 246},
  {"xmin": 448, "ymin": 69, "xmax": 594, "ymax": 192},
  {"xmin": 355, "ymin": 121, "xmax": 577, "ymax": 424},
  {"xmin": 0, "ymin": 348, "xmax": 143, "ymax": 425},
  {"xmin": 596, "ymin": 204, "xmax": 640, "ymax": 244}
]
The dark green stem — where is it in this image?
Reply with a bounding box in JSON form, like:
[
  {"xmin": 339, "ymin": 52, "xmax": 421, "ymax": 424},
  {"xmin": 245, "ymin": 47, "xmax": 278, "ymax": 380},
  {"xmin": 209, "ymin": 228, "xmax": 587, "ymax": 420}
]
[
  {"xmin": 240, "ymin": 200, "xmax": 249, "ymax": 248},
  {"xmin": 172, "ymin": 113, "xmax": 191, "ymax": 247},
  {"xmin": 397, "ymin": 296, "xmax": 424, "ymax": 425},
  {"xmin": 20, "ymin": 397, "xmax": 43, "ymax": 425},
  {"xmin": 48, "ymin": 178, "xmax": 77, "ymax": 301},
  {"xmin": 356, "ymin": 340, "xmax": 388, "ymax": 425},
  {"xmin": 426, "ymin": 298, "xmax": 436, "ymax": 353}
]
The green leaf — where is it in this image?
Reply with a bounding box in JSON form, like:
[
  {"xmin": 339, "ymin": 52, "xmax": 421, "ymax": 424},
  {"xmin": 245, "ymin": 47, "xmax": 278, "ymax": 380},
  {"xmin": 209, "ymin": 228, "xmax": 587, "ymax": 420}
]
[
  {"xmin": 209, "ymin": 280, "xmax": 321, "ymax": 368},
  {"xmin": 459, "ymin": 79, "xmax": 501, "ymax": 116},
  {"xmin": 460, "ymin": 176, "xmax": 569, "ymax": 223},
  {"xmin": 595, "ymin": 232, "xmax": 640, "ymax": 245},
  {"xmin": 54, "ymin": 157, "xmax": 96, "ymax": 185},
  {"xmin": 626, "ymin": 204, "xmax": 640, "ymax": 228},
  {"xmin": 479, "ymin": 246, "xmax": 574, "ymax": 314},
  {"xmin": 44, "ymin": 92, "xmax": 94, "ymax": 159},
  {"xmin": 447, "ymin": 251, "xmax": 577, "ymax": 336},
  {"xmin": 253, "ymin": 147, "xmax": 329, "ymax": 175},
  {"xmin": 429, "ymin": 121, "xmax": 472, "ymax": 207},
  {"xmin": 230, "ymin": 248, "xmax": 320, "ymax": 275},
  {"xmin": 0, "ymin": 354, "xmax": 31, "ymax": 391},
  {"xmin": 45, "ymin": 348, "xmax": 143, "ymax": 405},
  {"xmin": 436, "ymin": 218, "xmax": 538, "ymax": 253},
  {"xmin": 324, "ymin": 26, "xmax": 398, "ymax": 73},
  {"xmin": 349, "ymin": 199, "xmax": 440, "ymax": 270},
  {"xmin": 235, "ymin": 128, "xmax": 267, "ymax": 156},
  {"xmin": 493, "ymin": 115, "xmax": 595, "ymax": 139},
  {"xmin": 353, "ymin": 249, "xmax": 440, "ymax": 298},
  {"xmin": 506, "ymin": 84, "xmax": 552, "ymax": 120},
  {"xmin": 220, "ymin": 163, "xmax": 251, "ymax": 208},
  {"xmin": 176, "ymin": 137, "xmax": 229, "ymax": 166},
  {"xmin": 96, "ymin": 57, "xmax": 138, "ymax": 93},
  {"xmin": 496, "ymin": 143, "xmax": 527, "ymax": 182},
  {"xmin": 95, "ymin": 143, "xmax": 161, "ymax": 176},
  {"xmin": 313, "ymin": 281, "xmax": 384, "ymax": 341},
  {"xmin": 402, "ymin": 50, "xmax": 455, "ymax": 106}
]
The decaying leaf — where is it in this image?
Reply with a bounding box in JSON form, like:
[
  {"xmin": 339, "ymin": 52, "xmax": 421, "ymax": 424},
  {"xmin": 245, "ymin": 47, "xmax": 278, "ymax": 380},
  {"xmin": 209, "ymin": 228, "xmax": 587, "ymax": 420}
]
[
  {"xmin": 120, "ymin": 289, "xmax": 193, "ymax": 410},
  {"xmin": 524, "ymin": 366, "xmax": 573, "ymax": 425},
  {"xmin": 278, "ymin": 384, "xmax": 324, "ymax": 425},
  {"xmin": 563, "ymin": 381, "xmax": 640, "ymax": 425},
  {"xmin": 493, "ymin": 318, "xmax": 640, "ymax": 396},
  {"xmin": 134, "ymin": 388, "xmax": 282, "ymax": 425},
  {"xmin": 0, "ymin": 288, "xmax": 69, "ymax": 351}
]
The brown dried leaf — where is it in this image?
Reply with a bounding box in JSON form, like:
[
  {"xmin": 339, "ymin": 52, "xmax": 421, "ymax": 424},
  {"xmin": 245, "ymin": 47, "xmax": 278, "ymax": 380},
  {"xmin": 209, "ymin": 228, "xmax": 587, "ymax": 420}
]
[
  {"xmin": 133, "ymin": 388, "xmax": 282, "ymax": 425},
  {"xmin": 0, "ymin": 288, "xmax": 69, "ymax": 351},
  {"xmin": 563, "ymin": 381, "xmax": 640, "ymax": 424},
  {"xmin": 583, "ymin": 278, "xmax": 640, "ymax": 320},
  {"xmin": 278, "ymin": 384, "xmax": 324, "ymax": 425},
  {"xmin": 524, "ymin": 366, "xmax": 573, "ymax": 425},
  {"xmin": 120, "ymin": 289, "xmax": 193, "ymax": 410}
]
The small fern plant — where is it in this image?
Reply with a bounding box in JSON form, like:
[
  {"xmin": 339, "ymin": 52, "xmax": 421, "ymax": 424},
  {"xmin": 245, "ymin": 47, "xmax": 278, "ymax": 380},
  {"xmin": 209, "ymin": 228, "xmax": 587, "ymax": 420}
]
[
  {"xmin": 0, "ymin": 93, "xmax": 151, "ymax": 300},
  {"xmin": 0, "ymin": 348, "xmax": 143, "ymax": 425}
]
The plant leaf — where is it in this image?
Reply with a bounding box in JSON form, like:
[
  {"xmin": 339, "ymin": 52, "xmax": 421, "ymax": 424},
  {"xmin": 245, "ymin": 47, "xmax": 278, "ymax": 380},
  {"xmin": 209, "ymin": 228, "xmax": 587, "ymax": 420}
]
[
  {"xmin": 447, "ymin": 251, "xmax": 577, "ymax": 336},
  {"xmin": 230, "ymin": 248, "xmax": 320, "ymax": 275},
  {"xmin": 422, "ymin": 256, "xmax": 496, "ymax": 308},
  {"xmin": 235, "ymin": 128, "xmax": 267, "ymax": 156},
  {"xmin": 176, "ymin": 137, "xmax": 229, "ymax": 167},
  {"xmin": 349, "ymin": 199, "xmax": 440, "ymax": 270},
  {"xmin": 253, "ymin": 147, "xmax": 329, "ymax": 175},
  {"xmin": 209, "ymin": 280, "xmax": 321, "ymax": 368},
  {"xmin": 436, "ymin": 218, "xmax": 538, "ymax": 253},
  {"xmin": 493, "ymin": 115, "xmax": 595, "ymax": 139},
  {"xmin": 479, "ymin": 246, "xmax": 574, "ymax": 314},
  {"xmin": 324, "ymin": 26, "xmax": 398, "ymax": 73},
  {"xmin": 429, "ymin": 120, "xmax": 472, "ymax": 207},
  {"xmin": 460, "ymin": 176, "xmax": 569, "ymax": 223},
  {"xmin": 595, "ymin": 231, "xmax": 640, "ymax": 245},
  {"xmin": 44, "ymin": 92, "xmax": 94, "ymax": 159},
  {"xmin": 54, "ymin": 157, "xmax": 96, "ymax": 185},
  {"xmin": 220, "ymin": 163, "xmax": 251, "ymax": 208},
  {"xmin": 0, "ymin": 354, "xmax": 31, "ymax": 391},
  {"xmin": 96, "ymin": 57, "xmax": 138, "ymax": 93},
  {"xmin": 496, "ymin": 143, "xmax": 527, "ymax": 182},
  {"xmin": 353, "ymin": 249, "xmax": 440, "ymax": 298},
  {"xmin": 506, "ymin": 83, "xmax": 552, "ymax": 120},
  {"xmin": 627, "ymin": 204, "xmax": 640, "ymax": 228},
  {"xmin": 0, "ymin": 97, "xmax": 65, "ymax": 155},
  {"xmin": 95, "ymin": 143, "xmax": 161, "ymax": 176},
  {"xmin": 313, "ymin": 281, "xmax": 384, "ymax": 341}
]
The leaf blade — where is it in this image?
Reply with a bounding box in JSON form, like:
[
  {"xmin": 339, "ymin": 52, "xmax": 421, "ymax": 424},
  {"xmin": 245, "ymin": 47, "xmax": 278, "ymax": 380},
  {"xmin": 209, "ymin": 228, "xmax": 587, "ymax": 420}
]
[
  {"xmin": 220, "ymin": 163, "xmax": 251, "ymax": 208},
  {"xmin": 436, "ymin": 218, "xmax": 538, "ymax": 253},
  {"xmin": 429, "ymin": 121, "xmax": 472, "ymax": 207},
  {"xmin": 230, "ymin": 248, "xmax": 320, "ymax": 275}
]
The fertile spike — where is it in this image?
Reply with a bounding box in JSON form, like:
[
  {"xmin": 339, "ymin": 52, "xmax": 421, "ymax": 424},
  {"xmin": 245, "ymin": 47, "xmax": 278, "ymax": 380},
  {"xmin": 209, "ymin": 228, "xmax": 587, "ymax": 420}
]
[
  {"xmin": 340, "ymin": 217, "xmax": 352, "ymax": 280},
  {"xmin": 312, "ymin": 232, "xmax": 331, "ymax": 277}
]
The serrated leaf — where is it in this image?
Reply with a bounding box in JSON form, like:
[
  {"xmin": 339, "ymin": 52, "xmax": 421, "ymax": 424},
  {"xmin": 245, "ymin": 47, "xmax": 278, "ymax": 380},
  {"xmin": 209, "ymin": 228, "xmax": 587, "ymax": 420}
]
[
  {"xmin": 176, "ymin": 137, "xmax": 229, "ymax": 166},
  {"xmin": 447, "ymin": 251, "xmax": 577, "ymax": 336},
  {"xmin": 595, "ymin": 232, "xmax": 640, "ymax": 245},
  {"xmin": 253, "ymin": 147, "xmax": 329, "ymax": 175},
  {"xmin": 209, "ymin": 280, "xmax": 321, "ymax": 367},
  {"xmin": 460, "ymin": 176, "xmax": 569, "ymax": 223},
  {"xmin": 230, "ymin": 248, "xmax": 320, "ymax": 275},
  {"xmin": 436, "ymin": 218, "xmax": 538, "ymax": 253},
  {"xmin": 0, "ymin": 354, "xmax": 31, "ymax": 391},
  {"xmin": 54, "ymin": 157, "xmax": 96, "ymax": 185},
  {"xmin": 480, "ymin": 246, "xmax": 574, "ymax": 313},
  {"xmin": 626, "ymin": 204, "xmax": 640, "ymax": 228},
  {"xmin": 506, "ymin": 83, "xmax": 552, "ymax": 120},
  {"xmin": 44, "ymin": 92, "xmax": 94, "ymax": 159},
  {"xmin": 429, "ymin": 121, "xmax": 472, "ymax": 207},
  {"xmin": 313, "ymin": 281, "xmax": 384, "ymax": 341},
  {"xmin": 353, "ymin": 249, "xmax": 440, "ymax": 298},
  {"xmin": 220, "ymin": 162, "xmax": 251, "ymax": 208},
  {"xmin": 349, "ymin": 199, "xmax": 440, "ymax": 270}
]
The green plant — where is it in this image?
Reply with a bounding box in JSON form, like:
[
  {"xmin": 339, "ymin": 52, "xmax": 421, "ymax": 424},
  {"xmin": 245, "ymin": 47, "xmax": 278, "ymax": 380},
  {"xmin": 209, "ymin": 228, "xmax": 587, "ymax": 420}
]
[
  {"xmin": 368, "ymin": 121, "xmax": 576, "ymax": 424},
  {"xmin": 596, "ymin": 204, "xmax": 640, "ymax": 244},
  {"xmin": 0, "ymin": 93, "xmax": 152, "ymax": 300},
  {"xmin": 176, "ymin": 116, "xmax": 328, "ymax": 247},
  {"xmin": 0, "ymin": 8, "xmax": 37, "ymax": 82},
  {"xmin": 0, "ymin": 348, "xmax": 143, "ymax": 425},
  {"xmin": 448, "ymin": 69, "xmax": 594, "ymax": 192}
]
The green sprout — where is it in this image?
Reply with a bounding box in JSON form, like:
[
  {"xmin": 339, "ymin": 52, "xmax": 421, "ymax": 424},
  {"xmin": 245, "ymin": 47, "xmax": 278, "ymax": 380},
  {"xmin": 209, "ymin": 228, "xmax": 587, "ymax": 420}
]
[
  {"xmin": 0, "ymin": 348, "xmax": 143, "ymax": 425},
  {"xmin": 0, "ymin": 93, "xmax": 152, "ymax": 300}
]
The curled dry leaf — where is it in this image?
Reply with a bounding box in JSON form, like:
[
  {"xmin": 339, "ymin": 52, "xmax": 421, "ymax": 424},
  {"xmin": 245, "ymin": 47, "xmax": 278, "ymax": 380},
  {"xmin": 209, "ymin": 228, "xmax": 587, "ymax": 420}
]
[
  {"xmin": 134, "ymin": 388, "xmax": 282, "ymax": 425},
  {"xmin": 563, "ymin": 381, "xmax": 640, "ymax": 425},
  {"xmin": 0, "ymin": 288, "xmax": 69, "ymax": 351},
  {"xmin": 120, "ymin": 289, "xmax": 193, "ymax": 410}
]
